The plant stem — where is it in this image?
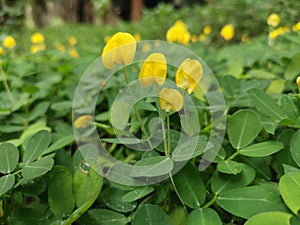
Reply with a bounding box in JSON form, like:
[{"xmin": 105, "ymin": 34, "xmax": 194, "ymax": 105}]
[
  {"xmin": 169, "ymin": 172, "xmax": 187, "ymax": 212},
  {"xmin": 203, "ymin": 194, "xmax": 218, "ymax": 208},
  {"xmin": 166, "ymin": 113, "xmax": 171, "ymax": 157},
  {"xmin": 0, "ymin": 65, "xmax": 15, "ymax": 107},
  {"xmin": 122, "ymin": 67, "xmax": 152, "ymax": 149},
  {"xmin": 226, "ymin": 150, "xmax": 240, "ymax": 161}
]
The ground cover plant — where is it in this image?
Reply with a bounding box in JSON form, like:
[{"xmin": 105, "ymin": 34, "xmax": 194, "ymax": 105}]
[{"xmin": 0, "ymin": 1, "xmax": 300, "ymax": 225}]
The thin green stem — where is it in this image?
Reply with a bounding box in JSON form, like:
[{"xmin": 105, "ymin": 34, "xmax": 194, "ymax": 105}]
[
  {"xmin": 159, "ymin": 109, "xmax": 168, "ymax": 158},
  {"xmin": 169, "ymin": 173, "xmax": 187, "ymax": 212},
  {"xmin": 123, "ymin": 67, "xmax": 152, "ymax": 149},
  {"xmin": 226, "ymin": 150, "xmax": 240, "ymax": 161},
  {"xmin": 203, "ymin": 194, "xmax": 218, "ymax": 208},
  {"xmin": 166, "ymin": 113, "xmax": 171, "ymax": 157},
  {"xmin": 0, "ymin": 65, "xmax": 15, "ymax": 106}
]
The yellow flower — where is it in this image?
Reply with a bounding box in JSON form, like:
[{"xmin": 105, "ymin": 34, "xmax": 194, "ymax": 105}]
[
  {"xmin": 297, "ymin": 76, "xmax": 300, "ymax": 88},
  {"xmin": 102, "ymin": 32, "xmax": 136, "ymax": 69},
  {"xmin": 191, "ymin": 35, "xmax": 198, "ymax": 43},
  {"xmin": 241, "ymin": 34, "xmax": 251, "ymax": 43},
  {"xmin": 139, "ymin": 53, "xmax": 167, "ymax": 86},
  {"xmin": 0, "ymin": 47, "xmax": 3, "ymax": 56},
  {"xmin": 198, "ymin": 34, "xmax": 207, "ymax": 42},
  {"xmin": 55, "ymin": 44, "xmax": 66, "ymax": 53},
  {"xmin": 292, "ymin": 21, "xmax": 300, "ymax": 32},
  {"xmin": 68, "ymin": 36, "xmax": 77, "ymax": 46},
  {"xmin": 134, "ymin": 33, "xmax": 141, "ymax": 42},
  {"xmin": 141, "ymin": 43, "xmax": 151, "ymax": 52},
  {"xmin": 166, "ymin": 20, "xmax": 191, "ymax": 45},
  {"xmin": 269, "ymin": 30, "xmax": 279, "ymax": 39},
  {"xmin": 175, "ymin": 58, "xmax": 203, "ymax": 94},
  {"xmin": 3, "ymin": 36, "xmax": 16, "ymax": 49},
  {"xmin": 267, "ymin": 13, "xmax": 280, "ymax": 27},
  {"xmin": 159, "ymin": 88, "xmax": 183, "ymax": 113},
  {"xmin": 69, "ymin": 48, "xmax": 79, "ymax": 58},
  {"xmin": 269, "ymin": 26, "xmax": 289, "ymax": 39},
  {"xmin": 220, "ymin": 24, "xmax": 234, "ymax": 41},
  {"xmin": 31, "ymin": 32, "xmax": 44, "ymax": 44},
  {"xmin": 74, "ymin": 115, "xmax": 93, "ymax": 128},
  {"xmin": 30, "ymin": 44, "xmax": 45, "ymax": 54},
  {"xmin": 203, "ymin": 26, "xmax": 212, "ymax": 35}
]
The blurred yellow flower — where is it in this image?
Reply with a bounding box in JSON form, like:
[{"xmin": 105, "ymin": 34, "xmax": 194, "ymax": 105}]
[
  {"xmin": 267, "ymin": 13, "xmax": 280, "ymax": 27},
  {"xmin": 199, "ymin": 34, "xmax": 207, "ymax": 42},
  {"xmin": 74, "ymin": 115, "xmax": 93, "ymax": 128},
  {"xmin": 55, "ymin": 44, "xmax": 66, "ymax": 53},
  {"xmin": 69, "ymin": 48, "xmax": 79, "ymax": 58},
  {"xmin": 176, "ymin": 58, "xmax": 203, "ymax": 94},
  {"xmin": 0, "ymin": 47, "xmax": 3, "ymax": 56},
  {"xmin": 269, "ymin": 26, "xmax": 289, "ymax": 39},
  {"xmin": 142, "ymin": 43, "xmax": 151, "ymax": 52},
  {"xmin": 241, "ymin": 34, "xmax": 251, "ymax": 43},
  {"xmin": 31, "ymin": 32, "xmax": 44, "ymax": 44},
  {"xmin": 220, "ymin": 24, "xmax": 234, "ymax": 41},
  {"xmin": 203, "ymin": 26, "xmax": 212, "ymax": 35},
  {"xmin": 30, "ymin": 44, "xmax": 46, "ymax": 54},
  {"xmin": 159, "ymin": 88, "xmax": 183, "ymax": 113},
  {"xmin": 3, "ymin": 36, "xmax": 16, "ymax": 49},
  {"xmin": 134, "ymin": 33, "xmax": 141, "ymax": 42},
  {"xmin": 166, "ymin": 20, "xmax": 191, "ymax": 45},
  {"xmin": 102, "ymin": 32, "xmax": 136, "ymax": 69},
  {"xmin": 68, "ymin": 36, "xmax": 77, "ymax": 46},
  {"xmin": 191, "ymin": 35, "xmax": 198, "ymax": 43},
  {"xmin": 292, "ymin": 22, "xmax": 300, "ymax": 32},
  {"xmin": 139, "ymin": 53, "xmax": 167, "ymax": 86},
  {"xmin": 296, "ymin": 76, "xmax": 300, "ymax": 88}
]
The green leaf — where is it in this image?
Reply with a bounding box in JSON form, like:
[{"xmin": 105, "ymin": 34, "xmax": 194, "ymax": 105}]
[
  {"xmin": 217, "ymin": 186, "xmax": 287, "ymax": 219},
  {"xmin": 245, "ymin": 212, "xmax": 292, "ymax": 225},
  {"xmin": 0, "ymin": 142, "xmax": 19, "ymax": 173},
  {"xmin": 249, "ymin": 89, "xmax": 285, "ymax": 121},
  {"xmin": 247, "ymin": 69, "xmax": 276, "ymax": 79},
  {"xmin": 284, "ymin": 53, "xmax": 300, "ymax": 80},
  {"xmin": 28, "ymin": 101, "xmax": 50, "ymax": 121},
  {"xmin": 290, "ymin": 130, "xmax": 300, "ymax": 167},
  {"xmin": 169, "ymin": 206, "xmax": 187, "ymax": 225},
  {"xmin": 187, "ymin": 208, "xmax": 222, "ymax": 225},
  {"xmin": 132, "ymin": 204, "xmax": 172, "ymax": 225},
  {"xmin": 240, "ymin": 141, "xmax": 284, "ymax": 157},
  {"xmin": 101, "ymin": 187, "xmax": 137, "ymax": 213},
  {"xmin": 211, "ymin": 164, "xmax": 255, "ymax": 194},
  {"xmin": 173, "ymin": 163, "xmax": 206, "ymax": 208},
  {"xmin": 217, "ymin": 160, "xmax": 243, "ymax": 175},
  {"xmin": 23, "ymin": 130, "xmax": 51, "ymax": 164},
  {"xmin": 79, "ymin": 209, "xmax": 128, "ymax": 225},
  {"xmin": 21, "ymin": 157, "xmax": 54, "ymax": 179},
  {"xmin": 48, "ymin": 166, "xmax": 75, "ymax": 218},
  {"xmin": 227, "ymin": 109, "xmax": 261, "ymax": 149},
  {"xmin": 122, "ymin": 186, "xmax": 154, "ymax": 202},
  {"xmin": 73, "ymin": 166, "xmax": 103, "ymax": 208},
  {"xmin": 279, "ymin": 172, "xmax": 300, "ymax": 214},
  {"xmin": 130, "ymin": 156, "xmax": 173, "ymax": 177},
  {"xmin": 283, "ymin": 164, "xmax": 300, "ymax": 174},
  {"xmin": 0, "ymin": 175, "xmax": 15, "ymax": 196},
  {"xmin": 43, "ymin": 135, "xmax": 74, "ymax": 155}
]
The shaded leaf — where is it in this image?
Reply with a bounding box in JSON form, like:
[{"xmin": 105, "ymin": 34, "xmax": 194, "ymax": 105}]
[{"xmin": 0, "ymin": 142, "xmax": 19, "ymax": 173}]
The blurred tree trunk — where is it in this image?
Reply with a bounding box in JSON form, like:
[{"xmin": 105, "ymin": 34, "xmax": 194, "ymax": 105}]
[
  {"xmin": 0, "ymin": 0, "xmax": 25, "ymax": 26},
  {"xmin": 31, "ymin": 0, "xmax": 48, "ymax": 27},
  {"xmin": 131, "ymin": 0, "xmax": 143, "ymax": 22},
  {"xmin": 52, "ymin": 0, "xmax": 94, "ymax": 23}
]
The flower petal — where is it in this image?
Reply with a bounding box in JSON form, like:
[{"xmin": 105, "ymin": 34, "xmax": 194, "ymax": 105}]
[{"xmin": 159, "ymin": 88, "xmax": 183, "ymax": 112}]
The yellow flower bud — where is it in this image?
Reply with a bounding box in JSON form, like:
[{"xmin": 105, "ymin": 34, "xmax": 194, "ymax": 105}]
[
  {"xmin": 220, "ymin": 24, "xmax": 234, "ymax": 41},
  {"xmin": 175, "ymin": 58, "xmax": 203, "ymax": 94},
  {"xmin": 69, "ymin": 48, "xmax": 79, "ymax": 58},
  {"xmin": 74, "ymin": 115, "xmax": 93, "ymax": 128},
  {"xmin": 203, "ymin": 26, "xmax": 212, "ymax": 35},
  {"xmin": 68, "ymin": 36, "xmax": 77, "ymax": 46},
  {"xmin": 102, "ymin": 32, "xmax": 136, "ymax": 69},
  {"xmin": 267, "ymin": 13, "xmax": 280, "ymax": 27},
  {"xmin": 139, "ymin": 53, "xmax": 167, "ymax": 86},
  {"xmin": 31, "ymin": 32, "xmax": 44, "ymax": 44},
  {"xmin": 159, "ymin": 88, "xmax": 183, "ymax": 113},
  {"xmin": 296, "ymin": 76, "xmax": 300, "ymax": 88},
  {"xmin": 3, "ymin": 36, "xmax": 16, "ymax": 49}
]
